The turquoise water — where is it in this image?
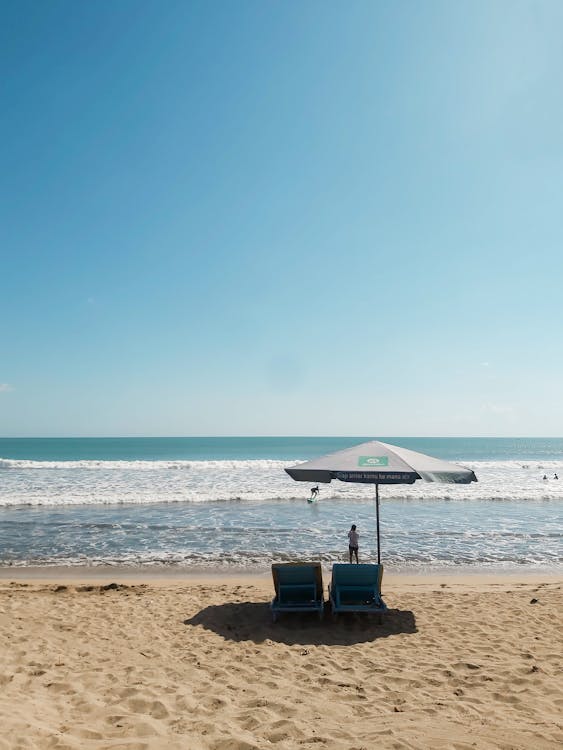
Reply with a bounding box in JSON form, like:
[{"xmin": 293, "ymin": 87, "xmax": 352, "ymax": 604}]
[
  {"xmin": 0, "ymin": 437, "xmax": 562, "ymax": 571},
  {"xmin": 3, "ymin": 436, "xmax": 563, "ymax": 461}
]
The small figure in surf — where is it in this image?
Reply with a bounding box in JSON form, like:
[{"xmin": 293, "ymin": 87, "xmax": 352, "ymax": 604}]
[
  {"xmin": 348, "ymin": 524, "xmax": 359, "ymax": 564},
  {"xmin": 308, "ymin": 486, "xmax": 320, "ymax": 503},
  {"xmin": 543, "ymin": 475, "xmax": 548, "ymax": 481},
  {"xmin": 554, "ymin": 473, "xmax": 559, "ymax": 480}
]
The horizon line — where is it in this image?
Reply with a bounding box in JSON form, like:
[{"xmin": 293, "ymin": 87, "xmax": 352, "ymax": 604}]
[{"xmin": 1, "ymin": 435, "xmax": 562, "ymax": 440}]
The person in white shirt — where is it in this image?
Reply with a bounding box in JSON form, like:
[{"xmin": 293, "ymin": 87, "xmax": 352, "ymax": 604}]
[{"xmin": 347, "ymin": 524, "xmax": 359, "ymax": 564}]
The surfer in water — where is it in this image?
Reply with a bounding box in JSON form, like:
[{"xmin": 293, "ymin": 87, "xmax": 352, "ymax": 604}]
[{"xmin": 308, "ymin": 486, "xmax": 319, "ymax": 503}]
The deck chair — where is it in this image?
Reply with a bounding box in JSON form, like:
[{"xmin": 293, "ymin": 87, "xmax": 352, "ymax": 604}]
[
  {"xmin": 270, "ymin": 562, "xmax": 324, "ymax": 622},
  {"xmin": 329, "ymin": 564, "xmax": 387, "ymax": 619}
]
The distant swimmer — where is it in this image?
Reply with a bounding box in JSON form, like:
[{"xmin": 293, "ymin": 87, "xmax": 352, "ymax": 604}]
[
  {"xmin": 554, "ymin": 473, "xmax": 559, "ymax": 480},
  {"xmin": 308, "ymin": 486, "xmax": 319, "ymax": 503},
  {"xmin": 543, "ymin": 474, "xmax": 548, "ymax": 481}
]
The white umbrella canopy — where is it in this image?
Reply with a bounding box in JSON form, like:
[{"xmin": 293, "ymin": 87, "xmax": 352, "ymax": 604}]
[{"xmin": 285, "ymin": 440, "xmax": 477, "ymax": 563}]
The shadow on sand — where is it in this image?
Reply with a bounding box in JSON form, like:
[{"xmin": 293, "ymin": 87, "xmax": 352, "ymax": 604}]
[{"xmin": 183, "ymin": 600, "xmax": 417, "ymax": 646}]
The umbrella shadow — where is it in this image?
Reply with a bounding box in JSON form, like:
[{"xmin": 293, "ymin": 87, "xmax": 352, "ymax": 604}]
[{"xmin": 183, "ymin": 600, "xmax": 417, "ymax": 646}]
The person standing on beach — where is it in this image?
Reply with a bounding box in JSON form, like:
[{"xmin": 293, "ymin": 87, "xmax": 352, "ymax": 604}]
[{"xmin": 348, "ymin": 524, "xmax": 359, "ymax": 564}]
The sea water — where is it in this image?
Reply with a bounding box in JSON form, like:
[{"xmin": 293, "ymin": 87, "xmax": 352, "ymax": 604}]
[{"xmin": 0, "ymin": 437, "xmax": 561, "ymax": 572}]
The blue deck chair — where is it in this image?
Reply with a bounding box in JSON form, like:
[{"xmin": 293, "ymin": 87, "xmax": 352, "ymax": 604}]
[
  {"xmin": 329, "ymin": 564, "xmax": 387, "ymax": 619},
  {"xmin": 270, "ymin": 562, "xmax": 324, "ymax": 622}
]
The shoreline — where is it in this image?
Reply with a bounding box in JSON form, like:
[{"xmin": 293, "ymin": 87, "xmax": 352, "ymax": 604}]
[{"xmin": 1, "ymin": 563, "xmax": 561, "ymax": 588}]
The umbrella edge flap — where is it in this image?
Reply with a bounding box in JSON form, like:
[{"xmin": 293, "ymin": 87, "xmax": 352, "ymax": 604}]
[
  {"xmin": 418, "ymin": 469, "xmax": 478, "ymax": 484},
  {"xmin": 284, "ymin": 468, "xmax": 333, "ymax": 483}
]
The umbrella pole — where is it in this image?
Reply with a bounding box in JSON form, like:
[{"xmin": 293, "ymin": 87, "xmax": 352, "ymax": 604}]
[{"xmin": 375, "ymin": 483, "xmax": 381, "ymax": 564}]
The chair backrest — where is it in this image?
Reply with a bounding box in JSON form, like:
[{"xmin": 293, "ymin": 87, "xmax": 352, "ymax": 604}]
[
  {"xmin": 272, "ymin": 563, "xmax": 323, "ymax": 599},
  {"xmin": 331, "ymin": 563, "xmax": 383, "ymax": 591}
]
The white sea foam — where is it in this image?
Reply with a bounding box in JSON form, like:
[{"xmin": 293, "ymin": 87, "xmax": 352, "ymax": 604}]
[
  {"xmin": 0, "ymin": 458, "xmax": 286, "ymax": 471},
  {"xmin": 1, "ymin": 457, "xmax": 563, "ymax": 508}
]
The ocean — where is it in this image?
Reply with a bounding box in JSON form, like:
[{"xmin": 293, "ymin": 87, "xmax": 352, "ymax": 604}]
[{"xmin": 0, "ymin": 437, "xmax": 561, "ymax": 572}]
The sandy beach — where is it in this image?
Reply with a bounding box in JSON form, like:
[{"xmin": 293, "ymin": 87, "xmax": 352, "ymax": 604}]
[{"xmin": 0, "ymin": 570, "xmax": 561, "ymax": 750}]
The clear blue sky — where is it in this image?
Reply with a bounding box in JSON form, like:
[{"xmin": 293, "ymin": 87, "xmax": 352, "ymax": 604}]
[{"xmin": 2, "ymin": 0, "xmax": 563, "ymax": 437}]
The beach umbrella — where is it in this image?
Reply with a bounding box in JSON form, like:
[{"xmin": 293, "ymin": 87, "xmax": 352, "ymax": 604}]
[{"xmin": 285, "ymin": 440, "xmax": 477, "ymax": 563}]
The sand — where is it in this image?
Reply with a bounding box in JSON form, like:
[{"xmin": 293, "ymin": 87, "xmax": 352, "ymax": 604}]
[{"xmin": 0, "ymin": 570, "xmax": 561, "ymax": 750}]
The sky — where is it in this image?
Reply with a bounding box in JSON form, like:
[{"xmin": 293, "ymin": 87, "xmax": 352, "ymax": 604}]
[{"xmin": 2, "ymin": 0, "xmax": 563, "ymax": 438}]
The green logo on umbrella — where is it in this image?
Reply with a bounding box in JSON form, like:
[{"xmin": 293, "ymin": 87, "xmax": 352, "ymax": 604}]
[{"xmin": 358, "ymin": 456, "xmax": 388, "ymax": 467}]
